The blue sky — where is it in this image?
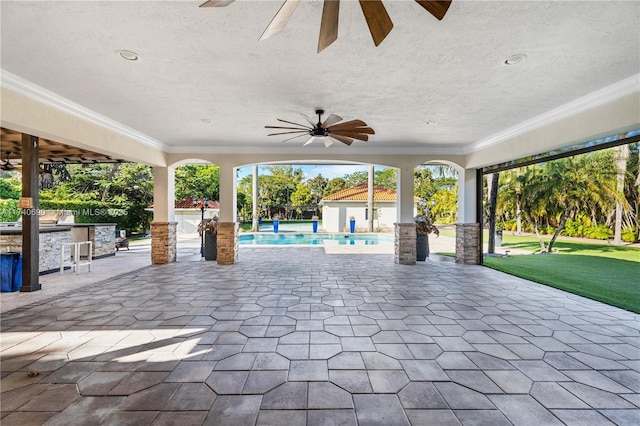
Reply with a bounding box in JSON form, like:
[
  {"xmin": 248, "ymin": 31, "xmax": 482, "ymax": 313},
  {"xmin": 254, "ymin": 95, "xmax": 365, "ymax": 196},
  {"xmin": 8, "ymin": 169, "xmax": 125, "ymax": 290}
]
[{"xmin": 237, "ymin": 164, "xmax": 379, "ymax": 181}]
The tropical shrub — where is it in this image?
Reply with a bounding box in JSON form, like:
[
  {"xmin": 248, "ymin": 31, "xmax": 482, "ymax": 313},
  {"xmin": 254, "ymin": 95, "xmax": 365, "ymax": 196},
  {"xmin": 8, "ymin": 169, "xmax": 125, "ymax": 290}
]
[
  {"xmin": 622, "ymin": 226, "xmax": 638, "ymax": 243},
  {"xmin": 0, "ymin": 199, "xmax": 20, "ymax": 222},
  {"xmin": 583, "ymin": 224, "xmax": 613, "ymax": 240}
]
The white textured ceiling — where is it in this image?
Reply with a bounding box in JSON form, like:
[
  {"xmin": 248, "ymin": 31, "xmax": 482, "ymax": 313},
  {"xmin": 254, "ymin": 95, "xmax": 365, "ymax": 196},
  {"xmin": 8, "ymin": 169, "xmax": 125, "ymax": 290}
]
[{"xmin": 1, "ymin": 1, "xmax": 639, "ymax": 155}]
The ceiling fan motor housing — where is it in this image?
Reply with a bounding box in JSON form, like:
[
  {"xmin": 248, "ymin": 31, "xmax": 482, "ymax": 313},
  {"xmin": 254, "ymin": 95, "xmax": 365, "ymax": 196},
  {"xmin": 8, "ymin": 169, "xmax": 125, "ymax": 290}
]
[{"xmin": 312, "ymin": 127, "xmax": 330, "ymax": 137}]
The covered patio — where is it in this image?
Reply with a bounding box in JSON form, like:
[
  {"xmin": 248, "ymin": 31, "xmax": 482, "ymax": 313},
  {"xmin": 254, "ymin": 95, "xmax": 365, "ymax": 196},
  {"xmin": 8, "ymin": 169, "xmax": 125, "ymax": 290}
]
[
  {"xmin": 1, "ymin": 247, "xmax": 638, "ymax": 425},
  {"xmin": 1, "ymin": 1, "xmax": 639, "ymax": 424}
]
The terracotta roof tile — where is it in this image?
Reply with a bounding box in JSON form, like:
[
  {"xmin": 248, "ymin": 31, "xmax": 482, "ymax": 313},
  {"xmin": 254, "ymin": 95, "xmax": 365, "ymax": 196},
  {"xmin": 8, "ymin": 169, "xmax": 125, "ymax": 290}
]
[
  {"xmin": 174, "ymin": 197, "xmax": 220, "ymax": 209},
  {"xmin": 321, "ymin": 184, "xmax": 406, "ymax": 202}
]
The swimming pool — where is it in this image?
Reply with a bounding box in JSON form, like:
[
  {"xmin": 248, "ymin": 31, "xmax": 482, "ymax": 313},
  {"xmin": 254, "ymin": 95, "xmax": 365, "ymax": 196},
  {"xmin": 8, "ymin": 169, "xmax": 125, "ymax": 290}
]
[{"xmin": 238, "ymin": 233, "xmax": 394, "ymax": 246}]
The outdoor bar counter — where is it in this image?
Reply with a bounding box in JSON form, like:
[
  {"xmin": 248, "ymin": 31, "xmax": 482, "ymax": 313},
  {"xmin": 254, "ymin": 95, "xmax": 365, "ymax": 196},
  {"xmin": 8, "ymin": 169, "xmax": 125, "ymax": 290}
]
[
  {"xmin": 1, "ymin": 226, "xmax": 72, "ymax": 274},
  {"xmin": 0, "ymin": 223, "xmax": 116, "ymax": 274}
]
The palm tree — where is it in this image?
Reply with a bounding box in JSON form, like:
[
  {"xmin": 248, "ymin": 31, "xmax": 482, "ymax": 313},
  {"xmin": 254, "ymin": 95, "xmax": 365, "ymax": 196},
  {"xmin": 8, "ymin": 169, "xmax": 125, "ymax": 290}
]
[
  {"xmin": 613, "ymin": 142, "xmax": 630, "ymax": 245},
  {"xmin": 519, "ymin": 152, "xmax": 619, "ymax": 252},
  {"xmin": 486, "ymin": 172, "xmax": 500, "ymax": 253}
]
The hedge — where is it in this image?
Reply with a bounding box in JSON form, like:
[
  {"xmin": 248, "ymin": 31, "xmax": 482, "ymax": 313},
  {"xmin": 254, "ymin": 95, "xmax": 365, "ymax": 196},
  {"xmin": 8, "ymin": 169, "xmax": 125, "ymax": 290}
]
[{"xmin": 0, "ymin": 199, "xmax": 151, "ymax": 234}]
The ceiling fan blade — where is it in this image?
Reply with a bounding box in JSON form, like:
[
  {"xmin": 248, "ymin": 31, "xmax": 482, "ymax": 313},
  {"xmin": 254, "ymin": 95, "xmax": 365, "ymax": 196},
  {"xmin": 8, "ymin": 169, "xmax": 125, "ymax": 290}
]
[
  {"xmin": 277, "ymin": 118, "xmax": 312, "ymax": 129},
  {"xmin": 330, "ymin": 134, "xmax": 354, "ymax": 146},
  {"xmin": 415, "ymin": 0, "xmax": 452, "ymax": 20},
  {"xmin": 318, "ymin": 0, "xmax": 340, "ymax": 53},
  {"xmin": 323, "ymin": 137, "xmax": 335, "ymax": 147},
  {"xmin": 321, "ymin": 113, "xmax": 343, "ymax": 128},
  {"xmin": 303, "ymin": 137, "xmax": 315, "ymax": 146},
  {"xmin": 281, "ymin": 133, "xmax": 310, "ymax": 143},
  {"xmin": 359, "ymin": 0, "xmax": 394, "ymax": 46},
  {"xmin": 199, "ymin": 0, "xmax": 235, "ymax": 7},
  {"xmin": 265, "ymin": 125, "xmax": 311, "ymax": 130},
  {"xmin": 331, "ymin": 126, "xmax": 375, "ymax": 135},
  {"xmin": 330, "ymin": 131, "xmax": 369, "ymax": 142},
  {"xmin": 259, "ymin": 0, "xmax": 302, "ymax": 42},
  {"xmin": 268, "ymin": 130, "xmax": 309, "ymax": 136},
  {"xmin": 300, "ymin": 113, "xmax": 316, "ymax": 127},
  {"xmin": 327, "ymin": 119, "xmax": 368, "ymax": 130}
]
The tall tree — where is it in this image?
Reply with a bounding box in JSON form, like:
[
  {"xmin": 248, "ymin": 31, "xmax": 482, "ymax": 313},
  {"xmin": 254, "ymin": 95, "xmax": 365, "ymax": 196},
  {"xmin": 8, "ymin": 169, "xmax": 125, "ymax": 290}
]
[
  {"xmin": 519, "ymin": 152, "xmax": 618, "ymax": 252},
  {"xmin": 324, "ymin": 177, "xmax": 347, "ymax": 196},
  {"xmin": 307, "ymin": 174, "xmax": 328, "ymax": 205},
  {"xmin": 414, "ymin": 167, "xmax": 435, "ymax": 214},
  {"xmin": 343, "ymin": 168, "xmax": 396, "ymax": 189},
  {"xmin": 487, "ymin": 172, "xmax": 500, "ymax": 253},
  {"xmin": 174, "ymin": 165, "xmax": 220, "ymax": 201},
  {"xmin": 613, "ymin": 142, "xmax": 630, "ymax": 245},
  {"xmin": 290, "ymin": 183, "xmax": 312, "ymax": 216}
]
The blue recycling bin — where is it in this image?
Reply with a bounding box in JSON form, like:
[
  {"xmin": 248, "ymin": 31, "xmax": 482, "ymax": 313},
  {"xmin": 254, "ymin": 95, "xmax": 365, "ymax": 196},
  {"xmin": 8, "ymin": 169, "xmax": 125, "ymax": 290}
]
[
  {"xmin": 13, "ymin": 254, "xmax": 22, "ymax": 292},
  {"xmin": 273, "ymin": 220, "xmax": 279, "ymax": 233},
  {"xmin": 1, "ymin": 252, "xmax": 21, "ymax": 292},
  {"xmin": 312, "ymin": 220, "xmax": 318, "ymax": 233}
]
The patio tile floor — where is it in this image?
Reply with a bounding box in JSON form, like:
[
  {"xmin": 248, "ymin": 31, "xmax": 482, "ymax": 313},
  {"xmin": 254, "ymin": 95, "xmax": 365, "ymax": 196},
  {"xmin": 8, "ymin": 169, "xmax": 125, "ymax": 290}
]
[{"xmin": 1, "ymin": 247, "xmax": 638, "ymax": 425}]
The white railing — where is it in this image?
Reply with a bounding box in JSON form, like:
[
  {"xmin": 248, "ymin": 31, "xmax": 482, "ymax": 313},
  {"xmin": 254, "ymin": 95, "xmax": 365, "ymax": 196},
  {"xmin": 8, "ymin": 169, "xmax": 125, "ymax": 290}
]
[{"xmin": 60, "ymin": 241, "xmax": 92, "ymax": 274}]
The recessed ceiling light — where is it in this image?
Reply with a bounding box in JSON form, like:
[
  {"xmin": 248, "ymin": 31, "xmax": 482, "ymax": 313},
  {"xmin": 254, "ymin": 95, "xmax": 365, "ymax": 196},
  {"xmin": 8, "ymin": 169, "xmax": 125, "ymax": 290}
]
[
  {"xmin": 200, "ymin": 119, "xmax": 212, "ymax": 123},
  {"xmin": 116, "ymin": 50, "xmax": 139, "ymax": 61},
  {"xmin": 504, "ymin": 54, "xmax": 527, "ymax": 65}
]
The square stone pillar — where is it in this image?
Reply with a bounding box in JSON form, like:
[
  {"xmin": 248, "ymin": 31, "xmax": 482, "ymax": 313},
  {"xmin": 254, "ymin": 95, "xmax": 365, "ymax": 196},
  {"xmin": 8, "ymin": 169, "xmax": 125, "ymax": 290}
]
[
  {"xmin": 151, "ymin": 222, "xmax": 177, "ymax": 264},
  {"xmin": 217, "ymin": 222, "xmax": 238, "ymax": 265},
  {"xmin": 456, "ymin": 223, "xmax": 480, "ymax": 264},
  {"xmin": 395, "ymin": 223, "xmax": 416, "ymax": 265}
]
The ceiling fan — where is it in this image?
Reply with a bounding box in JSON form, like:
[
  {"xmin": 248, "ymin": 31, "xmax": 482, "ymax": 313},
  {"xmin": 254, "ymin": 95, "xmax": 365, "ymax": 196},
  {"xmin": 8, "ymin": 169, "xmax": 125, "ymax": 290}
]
[
  {"xmin": 200, "ymin": 0, "xmax": 452, "ymax": 52},
  {"xmin": 265, "ymin": 109, "xmax": 374, "ymax": 147},
  {"xmin": 0, "ymin": 152, "xmax": 16, "ymax": 171}
]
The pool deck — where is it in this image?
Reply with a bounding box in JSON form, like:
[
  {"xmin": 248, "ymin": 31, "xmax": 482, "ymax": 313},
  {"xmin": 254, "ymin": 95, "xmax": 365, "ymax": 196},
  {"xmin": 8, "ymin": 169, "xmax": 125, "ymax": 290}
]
[{"xmin": 1, "ymin": 246, "xmax": 638, "ymax": 425}]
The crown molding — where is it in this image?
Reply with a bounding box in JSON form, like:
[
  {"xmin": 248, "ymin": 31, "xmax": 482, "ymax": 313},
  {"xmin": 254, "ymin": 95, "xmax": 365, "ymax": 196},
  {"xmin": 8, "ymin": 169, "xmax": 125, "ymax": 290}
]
[
  {"xmin": 1, "ymin": 69, "xmax": 166, "ymax": 151},
  {"xmin": 468, "ymin": 73, "xmax": 640, "ymax": 153},
  {"xmin": 164, "ymin": 143, "xmax": 469, "ymax": 156}
]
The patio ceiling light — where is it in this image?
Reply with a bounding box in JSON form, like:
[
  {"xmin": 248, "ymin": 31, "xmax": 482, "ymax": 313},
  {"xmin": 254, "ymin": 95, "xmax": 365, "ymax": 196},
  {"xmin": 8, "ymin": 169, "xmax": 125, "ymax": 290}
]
[
  {"xmin": 504, "ymin": 54, "xmax": 527, "ymax": 65},
  {"xmin": 116, "ymin": 50, "xmax": 139, "ymax": 61}
]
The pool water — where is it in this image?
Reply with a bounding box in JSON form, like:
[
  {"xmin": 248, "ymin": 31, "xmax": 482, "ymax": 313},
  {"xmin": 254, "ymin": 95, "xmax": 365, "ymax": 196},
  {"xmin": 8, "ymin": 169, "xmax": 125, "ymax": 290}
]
[{"xmin": 239, "ymin": 233, "xmax": 394, "ymax": 246}]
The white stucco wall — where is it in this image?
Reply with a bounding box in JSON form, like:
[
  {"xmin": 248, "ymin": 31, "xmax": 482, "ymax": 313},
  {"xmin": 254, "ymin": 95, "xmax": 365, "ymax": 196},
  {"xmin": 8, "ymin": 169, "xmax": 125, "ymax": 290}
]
[{"xmin": 321, "ymin": 201, "xmax": 416, "ymax": 232}]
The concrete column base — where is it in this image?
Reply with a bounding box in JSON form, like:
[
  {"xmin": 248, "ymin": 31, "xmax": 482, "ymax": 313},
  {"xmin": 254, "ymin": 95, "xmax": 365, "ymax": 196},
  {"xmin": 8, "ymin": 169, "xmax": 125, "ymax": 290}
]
[
  {"xmin": 456, "ymin": 223, "xmax": 480, "ymax": 264},
  {"xmin": 151, "ymin": 222, "xmax": 177, "ymax": 264},
  {"xmin": 217, "ymin": 222, "xmax": 238, "ymax": 265},
  {"xmin": 395, "ymin": 223, "xmax": 416, "ymax": 265}
]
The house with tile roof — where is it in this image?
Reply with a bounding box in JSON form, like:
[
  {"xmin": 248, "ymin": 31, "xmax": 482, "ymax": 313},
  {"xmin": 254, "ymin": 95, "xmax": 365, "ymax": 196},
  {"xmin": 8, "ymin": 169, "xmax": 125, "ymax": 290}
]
[
  {"xmin": 320, "ymin": 184, "xmax": 418, "ymax": 233},
  {"xmin": 147, "ymin": 198, "xmax": 220, "ymax": 234}
]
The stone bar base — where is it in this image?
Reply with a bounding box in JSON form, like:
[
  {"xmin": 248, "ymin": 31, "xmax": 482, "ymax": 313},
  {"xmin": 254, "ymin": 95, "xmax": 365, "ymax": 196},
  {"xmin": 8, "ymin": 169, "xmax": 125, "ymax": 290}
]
[
  {"xmin": 394, "ymin": 223, "xmax": 416, "ymax": 265},
  {"xmin": 217, "ymin": 222, "xmax": 238, "ymax": 265},
  {"xmin": 151, "ymin": 222, "xmax": 177, "ymax": 264},
  {"xmin": 456, "ymin": 223, "xmax": 480, "ymax": 264}
]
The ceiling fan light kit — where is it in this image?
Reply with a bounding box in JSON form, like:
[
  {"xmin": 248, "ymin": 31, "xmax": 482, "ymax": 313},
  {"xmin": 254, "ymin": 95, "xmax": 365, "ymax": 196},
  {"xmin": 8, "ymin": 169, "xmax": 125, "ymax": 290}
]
[
  {"xmin": 265, "ymin": 109, "xmax": 375, "ymax": 147},
  {"xmin": 200, "ymin": 0, "xmax": 452, "ymax": 52}
]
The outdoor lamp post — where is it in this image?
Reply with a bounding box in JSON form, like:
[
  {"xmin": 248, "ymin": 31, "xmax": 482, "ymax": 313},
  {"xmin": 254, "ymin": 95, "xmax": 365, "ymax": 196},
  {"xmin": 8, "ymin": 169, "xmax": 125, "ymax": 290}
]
[{"xmin": 194, "ymin": 197, "xmax": 209, "ymax": 257}]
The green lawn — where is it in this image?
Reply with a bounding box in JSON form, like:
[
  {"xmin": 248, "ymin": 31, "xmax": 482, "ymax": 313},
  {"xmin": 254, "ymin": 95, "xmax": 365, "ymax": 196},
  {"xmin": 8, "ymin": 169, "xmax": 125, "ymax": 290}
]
[
  {"xmin": 439, "ymin": 229, "xmax": 639, "ymax": 313},
  {"xmin": 485, "ymin": 236, "xmax": 640, "ymax": 313}
]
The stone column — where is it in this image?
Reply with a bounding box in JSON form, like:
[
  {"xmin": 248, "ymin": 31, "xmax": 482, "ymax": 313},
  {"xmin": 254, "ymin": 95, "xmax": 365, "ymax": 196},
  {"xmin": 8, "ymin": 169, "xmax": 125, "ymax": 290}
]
[
  {"xmin": 455, "ymin": 168, "xmax": 481, "ymax": 264},
  {"xmin": 217, "ymin": 222, "xmax": 238, "ymax": 265},
  {"xmin": 218, "ymin": 162, "xmax": 238, "ymax": 264},
  {"xmin": 151, "ymin": 222, "xmax": 177, "ymax": 264},
  {"xmin": 393, "ymin": 165, "xmax": 417, "ymax": 264},
  {"xmin": 456, "ymin": 223, "xmax": 480, "ymax": 264},
  {"xmin": 395, "ymin": 223, "xmax": 416, "ymax": 265},
  {"xmin": 151, "ymin": 166, "xmax": 177, "ymax": 265}
]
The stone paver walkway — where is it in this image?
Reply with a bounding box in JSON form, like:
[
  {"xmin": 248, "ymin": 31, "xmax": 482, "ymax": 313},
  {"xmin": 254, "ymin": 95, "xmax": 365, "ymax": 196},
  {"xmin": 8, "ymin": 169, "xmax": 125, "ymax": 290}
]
[{"xmin": 1, "ymin": 248, "xmax": 638, "ymax": 425}]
